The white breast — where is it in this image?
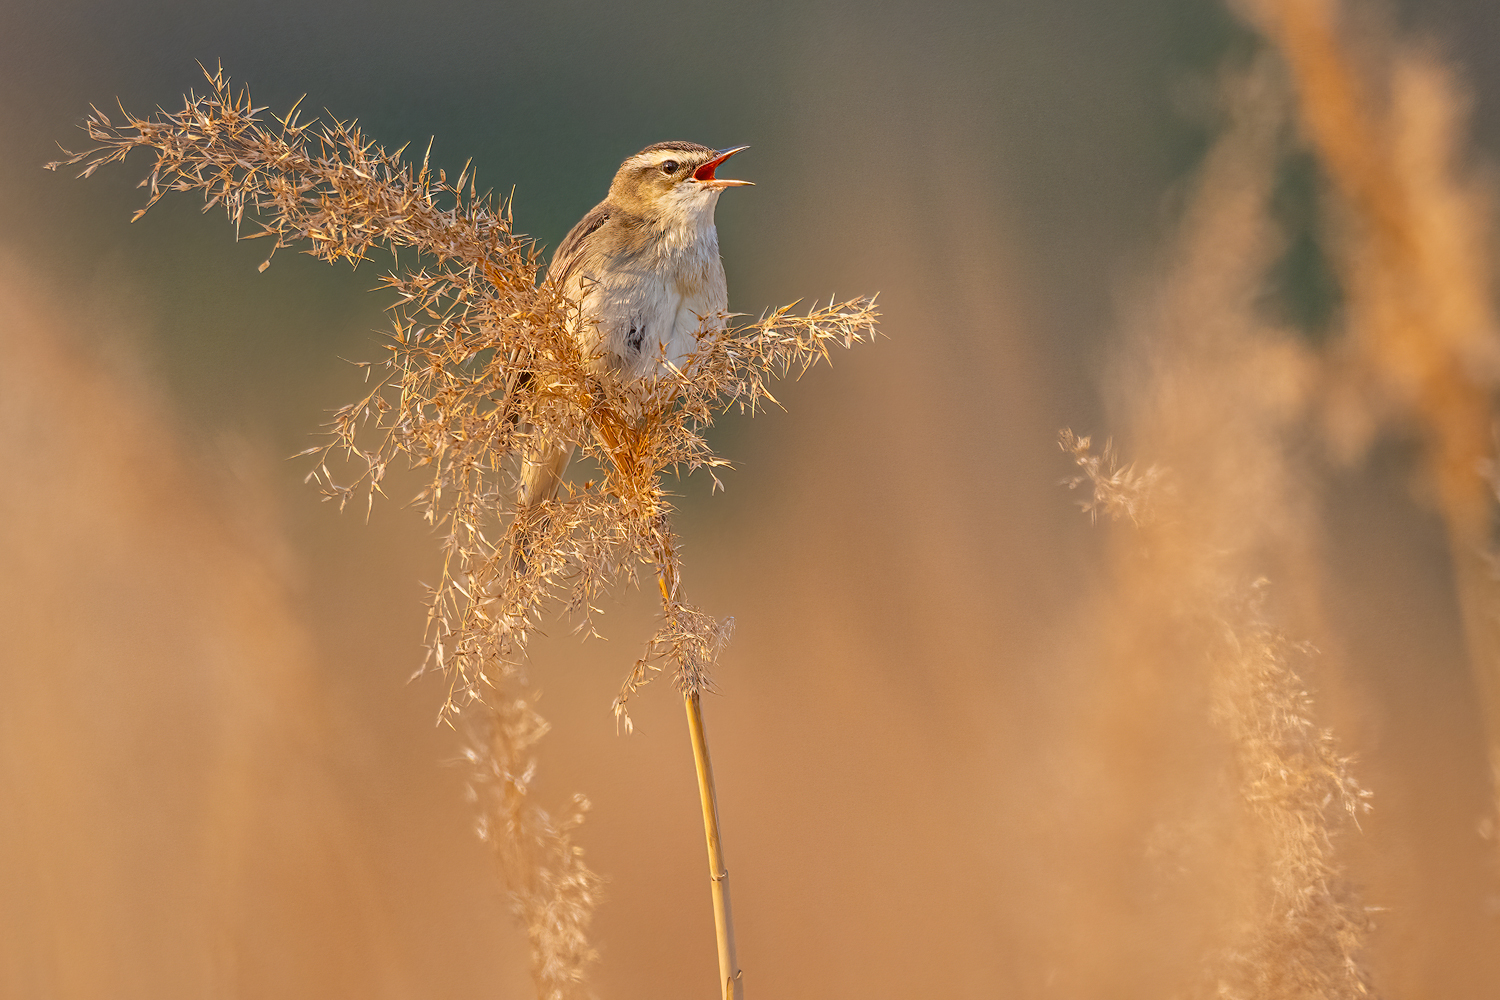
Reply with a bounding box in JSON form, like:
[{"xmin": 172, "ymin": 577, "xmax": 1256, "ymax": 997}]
[{"xmin": 572, "ymin": 222, "xmax": 728, "ymax": 382}]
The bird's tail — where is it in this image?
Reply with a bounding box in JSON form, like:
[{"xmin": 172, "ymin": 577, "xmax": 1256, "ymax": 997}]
[{"xmin": 512, "ymin": 428, "xmax": 576, "ymax": 575}]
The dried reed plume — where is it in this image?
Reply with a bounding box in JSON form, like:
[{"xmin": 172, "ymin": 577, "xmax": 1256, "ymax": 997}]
[
  {"xmin": 49, "ymin": 66, "xmax": 878, "ymax": 998},
  {"xmin": 1243, "ymin": 0, "xmax": 1500, "ymax": 816},
  {"xmin": 1060, "ymin": 430, "xmax": 1165, "ymax": 526},
  {"xmin": 1066, "ymin": 58, "xmax": 1373, "ymax": 996}
]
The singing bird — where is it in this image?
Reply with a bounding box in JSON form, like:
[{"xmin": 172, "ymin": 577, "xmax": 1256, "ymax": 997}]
[{"xmin": 516, "ymin": 142, "xmax": 752, "ymax": 522}]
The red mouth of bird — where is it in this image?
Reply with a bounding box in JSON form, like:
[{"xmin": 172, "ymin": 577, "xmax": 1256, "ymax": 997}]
[{"xmin": 693, "ymin": 147, "xmax": 753, "ymax": 187}]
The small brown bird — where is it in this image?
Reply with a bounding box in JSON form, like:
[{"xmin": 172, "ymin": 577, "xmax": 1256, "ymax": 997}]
[{"xmin": 517, "ymin": 142, "xmax": 751, "ymax": 520}]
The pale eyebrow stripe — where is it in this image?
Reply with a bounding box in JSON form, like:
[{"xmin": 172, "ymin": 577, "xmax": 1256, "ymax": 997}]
[{"xmin": 625, "ymin": 154, "xmax": 681, "ymax": 170}]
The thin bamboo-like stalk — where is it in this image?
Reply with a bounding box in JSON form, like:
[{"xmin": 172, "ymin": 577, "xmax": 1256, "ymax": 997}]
[
  {"xmin": 684, "ymin": 691, "xmax": 743, "ymax": 1000},
  {"xmin": 653, "ymin": 567, "xmax": 742, "ymax": 1000}
]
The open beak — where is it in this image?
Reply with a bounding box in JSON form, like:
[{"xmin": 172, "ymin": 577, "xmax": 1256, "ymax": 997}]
[{"xmin": 693, "ymin": 146, "xmax": 753, "ymax": 189}]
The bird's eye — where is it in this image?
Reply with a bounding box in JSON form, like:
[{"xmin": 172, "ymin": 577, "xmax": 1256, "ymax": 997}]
[{"xmin": 660, "ymin": 160, "xmax": 679, "ymax": 174}]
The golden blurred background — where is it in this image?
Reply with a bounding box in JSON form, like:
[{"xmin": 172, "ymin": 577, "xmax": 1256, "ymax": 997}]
[{"xmin": 2, "ymin": 1, "xmax": 1499, "ymax": 997}]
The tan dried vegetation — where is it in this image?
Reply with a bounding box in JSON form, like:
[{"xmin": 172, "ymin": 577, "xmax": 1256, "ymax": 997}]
[
  {"xmin": 45, "ymin": 0, "xmax": 1500, "ymax": 991},
  {"xmin": 1063, "ymin": 57, "xmax": 1374, "ymax": 997},
  {"xmin": 1059, "ymin": 0, "xmax": 1500, "ymax": 994},
  {"xmin": 1245, "ymin": 0, "xmax": 1500, "ymax": 820},
  {"xmin": 49, "ymin": 66, "xmax": 876, "ymax": 999}
]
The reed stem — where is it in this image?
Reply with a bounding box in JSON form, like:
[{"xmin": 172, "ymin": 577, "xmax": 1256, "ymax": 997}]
[{"xmin": 684, "ymin": 690, "xmax": 743, "ymax": 1000}]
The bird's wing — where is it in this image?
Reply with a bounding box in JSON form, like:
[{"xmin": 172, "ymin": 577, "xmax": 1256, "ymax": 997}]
[
  {"xmin": 511, "ymin": 201, "xmax": 619, "ymax": 572},
  {"xmin": 550, "ymin": 201, "xmax": 612, "ymax": 286}
]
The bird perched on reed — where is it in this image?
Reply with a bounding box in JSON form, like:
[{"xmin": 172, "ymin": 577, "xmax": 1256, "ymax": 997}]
[{"xmin": 515, "ymin": 142, "xmax": 752, "ymax": 534}]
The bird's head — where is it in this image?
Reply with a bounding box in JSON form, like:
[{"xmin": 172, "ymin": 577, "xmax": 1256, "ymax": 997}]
[{"xmin": 608, "ymin": 142, "xmax": 751, "ymax": 225}]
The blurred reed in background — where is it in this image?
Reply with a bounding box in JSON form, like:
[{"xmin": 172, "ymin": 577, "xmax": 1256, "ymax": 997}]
[{"xmin": 1059, "ymin": 58, "xmax": 1372, "ymax": 995}]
